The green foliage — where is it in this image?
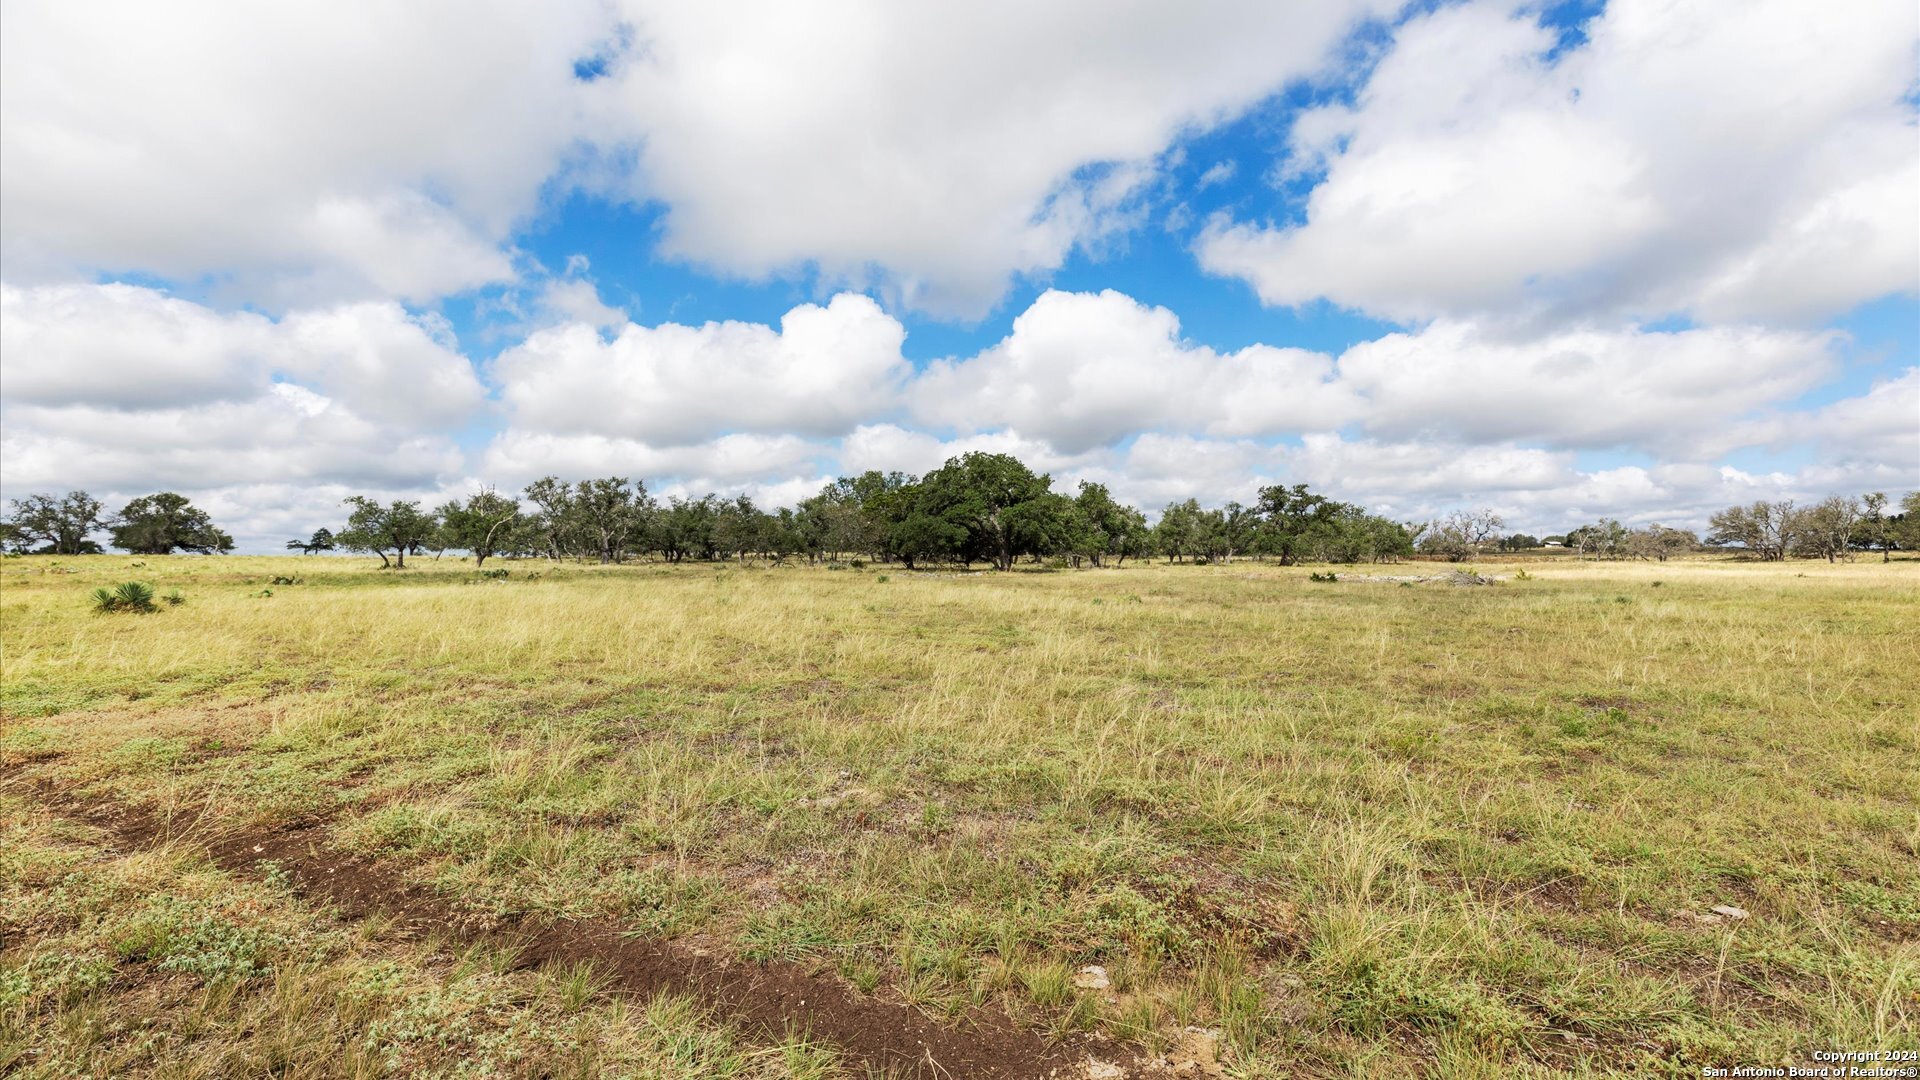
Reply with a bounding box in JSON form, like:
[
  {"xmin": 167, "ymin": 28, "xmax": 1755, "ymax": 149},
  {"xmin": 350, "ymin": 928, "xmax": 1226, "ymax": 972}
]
[
  {"xmin": 437, "ymin": 488, "xmax": 524, "ymax": 567},
  {"xmin": 90, "ymin": 580, "xmax": 157, "ymax": 613},
  {"xmin": 285, "ymin": 527, "xmax": 335, "ymax": 555},
  {"xmin": 109, "ymin": 492, "xmax": 234, "ymax": 555},
  {"xmin": 337, "ymin": 496, "xmax": 437, "ymax": 569},
  {"xmin": 1309, "ymin": 571, "xmax": 1339, "ymax": 582},
  {"xmin": 6, "ymin": 490, "xmax": 107, "ymax": 554}
]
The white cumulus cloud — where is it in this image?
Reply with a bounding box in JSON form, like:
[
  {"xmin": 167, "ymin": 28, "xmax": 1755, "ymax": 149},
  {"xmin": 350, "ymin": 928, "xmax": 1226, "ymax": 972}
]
[
  {"xmin": 494, "ymin": 293, "xmax": 909, "ymax": 445},
  {"xmin": 1198, "ymin": 0, "xmax": 1920, "ymax": 324},
  {"xmin": 1, "ymin": 2, "xmax": 615, "ymax": 305},
  {"xmin": 589, "ymin": 1, "xmax": 1392, "ymax": 315}
]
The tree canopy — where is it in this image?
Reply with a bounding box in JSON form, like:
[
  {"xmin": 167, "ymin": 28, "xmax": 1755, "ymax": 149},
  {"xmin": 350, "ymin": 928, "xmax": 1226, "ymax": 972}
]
[{"xmin": 109, "ymin": 492, "xmax": 235, "ymax": 555}]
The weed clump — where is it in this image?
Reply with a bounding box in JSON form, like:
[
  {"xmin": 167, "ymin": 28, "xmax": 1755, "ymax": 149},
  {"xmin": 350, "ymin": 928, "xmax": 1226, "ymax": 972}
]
[{"xmin": 1309, "ymin": 571, "xmax": 1339, "ymax": 583}]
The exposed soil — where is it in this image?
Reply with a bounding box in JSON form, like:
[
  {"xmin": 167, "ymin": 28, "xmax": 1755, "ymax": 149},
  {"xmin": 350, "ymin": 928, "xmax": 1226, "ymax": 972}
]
[{"xmin": 7, "ymin": 766, "xmax": 1136, "ymax": 1079}]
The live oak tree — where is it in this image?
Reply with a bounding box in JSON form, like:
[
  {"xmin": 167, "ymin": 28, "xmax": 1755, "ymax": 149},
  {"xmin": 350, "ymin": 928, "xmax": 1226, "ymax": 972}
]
[
  {"xmin": 6, "ymin": 491, "xmax": 108, "ymax": 554},
  {"xmin": 1253, "ymin": 484, "xmax": 1347, "ymax": 565},
  {"xmin": 1893, "ymin": 492, "xmax": 1920, "ymax": 553},
  {"xmin": 437, "ymin": 489, "xmax": 522, "ymax": 568},
  {"xmin": 337, "ymin": 497, "xmax": 436, "ymax": 569},
  {"xmin": 109, "ymin": 492, "xmax": 234, "ymax": 554},
  {"xmin": 286, "ymin": 528, "xmax": 336, "ymax": 555},
  {"xmin": 1855, "ymin": 492, "xmax": 1893, "ymax": 561},
  {"xmin": 1566, "ymin": 519, "xmax": 1629, "ymax": 559},
  {"xmin": 1155, "ymin": 499, "xmax": 1206, "ymax": 563},
  {"xmin": 1707, "ymin": 501, "xmax": 1798, "ymax": 561},
  {"xmin": 1793, "ymin": 495, "xmax": 1860, "ymax": 563},
  {"xmin": 1624, "ymin": 524, "xmax": 1698, "ymax": 561},
  {"xmin": 917, "ymin": 452, "xmax": 1055, "ymax": 571},
  {"xmin": 574, "ymin": 477, "xmax": 650, "ymax": 564},
  {"xmin": 1070, "ymin": 482, "xmax": 1152, "ymax": 567},
  {"xmin": 1418, "ymin": 508, "xmax": 1505, "ymax": 562}
]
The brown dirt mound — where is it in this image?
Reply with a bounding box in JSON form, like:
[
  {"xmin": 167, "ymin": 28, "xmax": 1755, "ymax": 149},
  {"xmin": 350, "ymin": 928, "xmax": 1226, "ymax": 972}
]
[{"xmin": 9, "ymin": 769, "xmax": 1134, "ymax": 1079}]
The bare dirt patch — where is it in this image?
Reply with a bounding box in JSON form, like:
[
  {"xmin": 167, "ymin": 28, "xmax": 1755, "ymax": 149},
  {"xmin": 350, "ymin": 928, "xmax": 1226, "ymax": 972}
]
[{"xmin": 8, "ymin": 766, "xmax": 1137, "ymax": 1079}]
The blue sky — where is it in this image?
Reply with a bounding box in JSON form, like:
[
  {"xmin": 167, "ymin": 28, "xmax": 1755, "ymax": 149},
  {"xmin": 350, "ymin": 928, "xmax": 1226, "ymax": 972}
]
[{"xmin": 2, "ymin": 0, "xmax": 1915, "ymax": 549}]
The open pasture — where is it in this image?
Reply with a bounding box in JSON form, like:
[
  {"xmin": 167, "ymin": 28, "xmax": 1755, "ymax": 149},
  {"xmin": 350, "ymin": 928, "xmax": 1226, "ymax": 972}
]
[{"xmin": 2, "ymin": 554, "xmax": 1916, "ymax": 1077}]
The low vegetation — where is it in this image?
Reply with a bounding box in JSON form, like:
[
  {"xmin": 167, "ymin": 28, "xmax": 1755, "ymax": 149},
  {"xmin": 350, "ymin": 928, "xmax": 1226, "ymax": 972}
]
[{"xmin": 3, "ymin": 551, "xmax": 1915, "ymax": 1076}]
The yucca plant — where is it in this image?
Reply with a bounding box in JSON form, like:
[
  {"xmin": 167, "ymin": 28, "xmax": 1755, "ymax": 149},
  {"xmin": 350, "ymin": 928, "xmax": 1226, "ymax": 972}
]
[{"xmin": 91, "ymin": 581, "xmax": 159, "ymax": 613}]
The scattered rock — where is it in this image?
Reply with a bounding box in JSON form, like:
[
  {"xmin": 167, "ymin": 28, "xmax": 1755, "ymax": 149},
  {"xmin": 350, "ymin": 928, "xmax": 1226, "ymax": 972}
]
[
  {"xmin": 1072, "ymin": 964, "xmax": 1111, "ymax": 991},
  {"xmin": 1085, "ymin": 1060, "xmax": 1126, "ymax": 1079},
  {"xmin": 1711, "ymin": 904, "xmax": 1750, "ymax": 920},
  {"xmin": 1162, "ymin": 1027, "xmax": 1225, "ymax": 1077}
]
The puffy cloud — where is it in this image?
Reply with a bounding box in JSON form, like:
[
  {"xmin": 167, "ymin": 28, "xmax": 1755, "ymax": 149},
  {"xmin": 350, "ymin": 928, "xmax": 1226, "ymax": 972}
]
[
  {"xmin": 1, "ymin": 2, "xmax": 615, "ymax": 305},
  {"xmin": 0, "ymin": 285, "xmax": 482, "ymax": 542},
  {"xmin": 836, "ymin": 424, "xmax": 1090, "ymax": 481},
  {"xmin": 1719, "ymin": 367, "xmax": 1920, "ymax": 469},
  {"xmin": 479, "ymin": 431, "xmax": 826, "ymax": 490},
  {"xmin": 535, "ymin": 278, "xmax": 629, "ymax": 331},
  {"xmin": 1198, "ymin": 0, "xmax": 1920, "ymax": 324},
  {"xmin": 494, "ymin": 293, "xmax": 909, "ymax": 444},
  {"xmin": 909, "ymin": 289, "xmax": 1359, "ymax": 452},
  {"xmin": 1, "ymin": 283, "xmax": 485, "ymax": 428},
  {"xmin": 1332, "ymin": 320, "xmax": 1841, "ymax": 453},
  {"xmin": 1, "ymin": 283, "xmax": 276, "ymax": 408},
  {"xmin": 590, "ymin": 1, "xmax": 1390, "ymax": 315},
  {"xmin": 0, "ymin": 394, "xmax": 463, "ymax": 494}
]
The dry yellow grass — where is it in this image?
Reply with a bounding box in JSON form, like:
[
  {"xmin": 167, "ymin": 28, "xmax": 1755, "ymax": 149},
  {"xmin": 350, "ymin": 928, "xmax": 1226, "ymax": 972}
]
[{"xmin": 3, "ymin": 552, "xmax": 1917, "ymax": 1077}]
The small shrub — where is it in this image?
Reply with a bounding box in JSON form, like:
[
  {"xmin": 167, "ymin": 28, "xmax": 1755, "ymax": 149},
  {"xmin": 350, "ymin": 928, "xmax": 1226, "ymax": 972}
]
[
  {"xmin": 876, "ymin": 574, "xmax": 890, "ymax": 583},
  {"xmin": 1309, "ymin": 571, "xmax": 1339, "ymax": 583},
  {"xmin": 269, "ymin": 575, "xmax": 302, "ymax": 585},
  {"xmin": 1193, "ymin": 556, "xmax": 1211, "ymax": 566},
  {"xmin": 91, "ymin": 581, "xmax": 158, "ymax": 614},
  {"xmin": 163, "ymin": 589, "xmax": 186, "ymax": 607},
  {"xmin": 850, "ymin": 559, "xmax": 867, "ymax": 570},
  {"xmin": 477, "ymin": 568, "xmax": 509, "ymax": 580},
  {"xmin": 1514, "ymin": 568, "xmax": 1533, "ymax": 580},
  {"xmin": 254, "ymin": 588, "xmax": 274, "ymax": 598}
]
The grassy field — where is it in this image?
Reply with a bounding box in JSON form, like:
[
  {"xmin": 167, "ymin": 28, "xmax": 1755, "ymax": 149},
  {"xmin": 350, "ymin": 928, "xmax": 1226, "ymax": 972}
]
[{"xmin": 2, "ymin": 552, "xmax": 1916, "ymax": 1077}]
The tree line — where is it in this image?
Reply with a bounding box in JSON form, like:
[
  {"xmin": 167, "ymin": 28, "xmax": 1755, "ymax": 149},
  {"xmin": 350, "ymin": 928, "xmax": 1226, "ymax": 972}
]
[
  {"xmin": 8, "ymin": 455, "xmax": 1917, "ymax": 567},
  {"xmin": 291, "ymin": 453, "xmax": 1419, "ymax": 570}
]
